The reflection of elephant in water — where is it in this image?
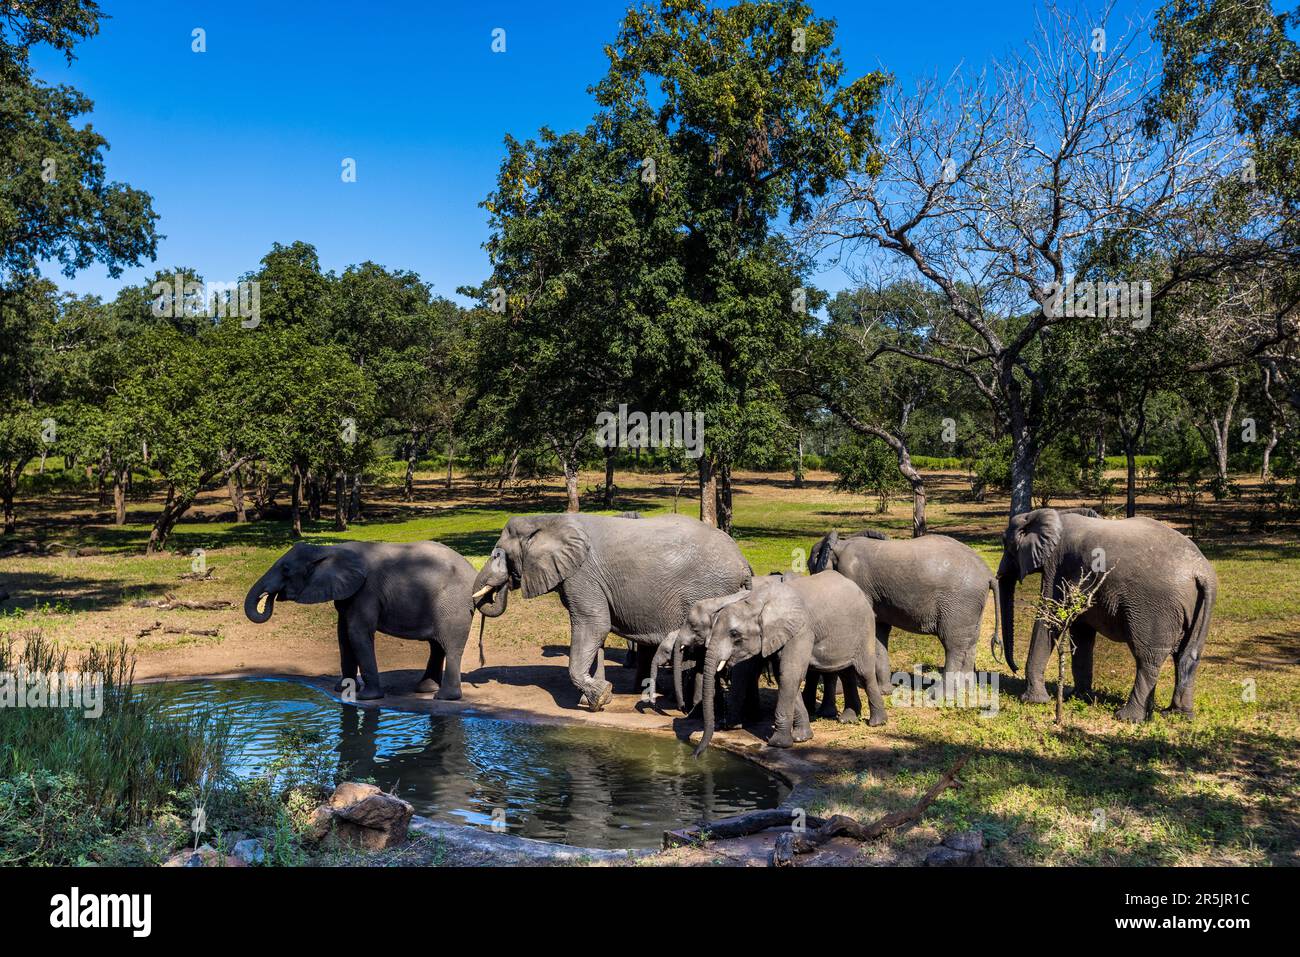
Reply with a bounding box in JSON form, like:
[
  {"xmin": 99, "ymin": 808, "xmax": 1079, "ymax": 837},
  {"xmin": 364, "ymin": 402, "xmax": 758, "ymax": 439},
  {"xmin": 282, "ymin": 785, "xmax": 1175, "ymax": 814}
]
[
  {"xmin": 695, "ymin": 571, "xmax": 887, "ymax": 756},
  {"xmin": 244, "ymin": 541, "xmax": 476, "ymax": 700},
  {"xmin": 470, "ymin": 513, "xmax": 752, "ymax": 711},
  {"xmin": 997, "ymin": 508, "xmax": 1217, "ymax": 722}
]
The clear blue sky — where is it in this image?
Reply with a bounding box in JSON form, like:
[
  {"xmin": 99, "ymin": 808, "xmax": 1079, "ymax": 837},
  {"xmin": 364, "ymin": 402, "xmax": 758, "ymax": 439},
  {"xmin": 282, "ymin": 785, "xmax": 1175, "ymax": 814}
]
[{"xmin": 30, "ymin": 0, "xmax": 1143, "ymax": 305}]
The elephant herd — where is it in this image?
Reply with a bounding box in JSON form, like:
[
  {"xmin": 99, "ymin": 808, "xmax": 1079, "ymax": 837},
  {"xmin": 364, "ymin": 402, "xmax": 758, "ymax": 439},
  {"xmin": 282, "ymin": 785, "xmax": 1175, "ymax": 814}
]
[{"xmin": 243, "ymin": 507, "xmax": 1218, "ymax": 751}]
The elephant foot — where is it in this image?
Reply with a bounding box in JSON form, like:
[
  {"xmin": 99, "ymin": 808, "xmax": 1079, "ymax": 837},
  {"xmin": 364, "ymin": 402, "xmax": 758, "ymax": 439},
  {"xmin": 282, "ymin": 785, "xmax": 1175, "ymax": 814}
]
[
  {"xmin": 792, "ymin": 727, "xmax": 813, "ymax": 744},
  {"xmin": 766, "ymin": 731, "xmax": 794, "ymax": 749},
  {"xmin": 586, "ymin": 681, "xmax": 614, "ymax": 712},
  {"xmin": 333, "ymin": 677, "xmax": 358, "ymax": 693},
  {"xmin": 867, "ymin": 712, "xmax": 886, "ymax": 727},
  {"xmin": 1161, "ymin": 705, "xmax": 1194, "ymax": 719},
  {"xmin": 356, "ymin": 685, "xmax": 386, "ymax": 701},
  {"xmin": 1020, "ymin": 688, "xmax": 1051, "ymax": 705},
  {"xmin": 415, "ymin": 678, "xmax": 439, "ymax": 694},
  {"xmin": 435, "ymin": 686, "xmax": 462, "ymax": 701},
  {"xmin": 838, "ymin": 708, "xmax": 859, "ymax": 725},
  {"xmin": 1113, "ymin": 705, "xmax": 1149, "ymax": 723},
  {"xmin": 816, "ymin": 703, "xmax": 839, "ymax": 720}
]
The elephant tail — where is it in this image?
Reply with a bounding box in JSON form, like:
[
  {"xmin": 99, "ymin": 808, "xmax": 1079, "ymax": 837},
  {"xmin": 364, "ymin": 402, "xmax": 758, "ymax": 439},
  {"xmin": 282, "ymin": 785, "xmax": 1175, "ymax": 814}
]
[
  {"xmin": 477, "ymin": 612, "xmax": 487, "ymax": 668},
  {"xmin": 988, "ymin": 577, "xmax": 1002, "ymax": 666}
]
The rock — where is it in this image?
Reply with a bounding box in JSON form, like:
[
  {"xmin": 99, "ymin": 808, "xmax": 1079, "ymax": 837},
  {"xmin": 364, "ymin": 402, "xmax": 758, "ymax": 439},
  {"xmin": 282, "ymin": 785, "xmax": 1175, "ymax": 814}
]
[
  {"xmin": 309, "ymin": 782, "xmax": 413, "ymax": 851},
  {"xmin": 924, "ymin": 845, "xmax": 975, "ymax": 867},
  {"xmin": 942, "ymin": 829, "xmax": 985, "ymax": 854},
  {"xmin": 162, "ymin": 844, "xmax": 247, "ymax": 868},
  {"xmin": 231, "ymin": 838, "xmax": 266, "ymax": 865}
]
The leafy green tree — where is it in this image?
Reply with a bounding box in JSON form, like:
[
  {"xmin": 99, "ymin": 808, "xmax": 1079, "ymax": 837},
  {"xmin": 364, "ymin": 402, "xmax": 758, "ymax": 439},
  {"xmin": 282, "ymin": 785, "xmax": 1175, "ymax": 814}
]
[
  {"xmin": 829, "ymin": 435, "xmax": 905, "ymax": 515},
  {"xmin": 592, "ymin": 0, "xmax": 887, "ymax": 530}
]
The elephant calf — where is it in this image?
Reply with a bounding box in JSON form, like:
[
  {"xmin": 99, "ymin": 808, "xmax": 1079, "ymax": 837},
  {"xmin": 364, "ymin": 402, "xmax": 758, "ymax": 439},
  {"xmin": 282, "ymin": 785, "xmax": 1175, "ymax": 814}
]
[
  {"xmin": 244, "ymin": 540, "xmax": 477, "ymax": 701},
  {"xmin": 694, "ymin": 571, "xmax": 887, "ymax": 756}
]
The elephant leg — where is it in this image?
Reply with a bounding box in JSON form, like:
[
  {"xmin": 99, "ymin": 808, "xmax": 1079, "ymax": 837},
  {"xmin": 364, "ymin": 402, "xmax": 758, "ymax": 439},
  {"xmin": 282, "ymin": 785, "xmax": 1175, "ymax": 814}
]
[
  {"xmin": 335, "ymin": 606, "xmax": 359, "ymax": 693},
  {"xmin": 801, "ymin": 666, "xmax": 821, "ymax": 719},
  {"xmin": 724, "ymin": 657, "xmax": 761, "ymax": 728},
  {"xmin": 436, "ymin": 638, "xmax": 465, "ymax": 701},
  {"xmin": 1115, "ymin": 649, "xmax": 1164, "ymax": 722},
  {"xmin": 348, "ymin": 616, "xmax": 384, "ymax": 700},
  {"xmin": 741, "ymin": 661, "xmax": 763, "ymax": 723},
  {"xmin": 769, "ymin": 644, "xmax": 811, "ymax": 748},
  {"xmin": 852, "ymin": 649, "xmax": 888, "ymax": 727},
  {"xmin": 875, "ymin": 622, "xmax": 892, "ymax": 694},
  {"xmin": 817, "ymin": 671, "xmax": 840, "ymax": 719},
  {"xmin": 837, "ymin": 667, "xmax": 862, "ymax": 724},
  {"xmin": 416, "ymin": 643, "xmax": 445, "ymax": 694},
  {"xmin": 634, "ymin": 643, "xmax": 655, "ymax": 696},
  {"xmin": 1020, "ymin": 621, "xmax": 1056, "ymax": 704},
  {"xmin": 792, "ymin": 692, "xmax": 812, "ymax": 743},
  {"xmin": 568, "ymin": 613, "xmax": 614, "ymax": 711},
  {"xmin": 1166, "ymin": 636, "xmax": 1200, "ymax": 717},
  {"xmin": 1068, "ymin": 623, "xmax": 1096, "ymax": 701}
]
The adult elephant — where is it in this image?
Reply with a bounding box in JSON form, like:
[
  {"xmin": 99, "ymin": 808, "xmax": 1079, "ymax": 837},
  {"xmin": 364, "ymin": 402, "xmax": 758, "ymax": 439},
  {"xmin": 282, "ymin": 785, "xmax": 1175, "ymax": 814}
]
[
  {"xmin": 808, "ymin": 528, "xmax": 999, "ymax": 694},
  {"xmin": 244, "ymin": 540, "xmax": 478, "ymax": 701},
  {"xmin": 694, "ymin": 571, "xmax": 887, "ymax": 756},
  {"xmin": 996, "ymin": 508, "xmax": 1217, "ymax": 721},
  {"xmin": 469, "ymin": 512, "xmax": 752, "ymax": 711}
]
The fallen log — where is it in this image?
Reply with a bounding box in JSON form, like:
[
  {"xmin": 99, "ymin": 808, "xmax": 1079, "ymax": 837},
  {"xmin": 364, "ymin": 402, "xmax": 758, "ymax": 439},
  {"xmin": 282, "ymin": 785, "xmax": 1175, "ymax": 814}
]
[
  {"xmin": 131, "ymin": 594, "xmax": 232, "ymax": 610},
  {"xmin": 663, "ymin": 808, "xmax": 827, "ymax": 849},
  {"xmin": 772, "ymin": 752, "xmax": 971, "ymax": 865}
]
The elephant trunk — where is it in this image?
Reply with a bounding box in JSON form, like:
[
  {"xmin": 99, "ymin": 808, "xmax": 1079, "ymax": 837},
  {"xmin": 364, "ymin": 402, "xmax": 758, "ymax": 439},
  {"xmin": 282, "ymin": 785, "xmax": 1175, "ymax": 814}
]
[
  {"xmin": 672, "ymin": 636, "xmax": 687, "ymax": 713},
  {"xmin": 810, "ymin": 530, "xmax": 838, "ymax": 573},
  {"xmin": 470, "ymin": 560, "xmax": 510, "ymax": 618},
  {"xmin": 244, "ymin": 568, "xmax": 282, "ymax": 624},
  {"xmin": 996, "ymin": 554, "xmax": 1018, "ymax": 673},
  {"xmin": 695, "ymin": 646, "xmax": 721, "ymax": 758}
]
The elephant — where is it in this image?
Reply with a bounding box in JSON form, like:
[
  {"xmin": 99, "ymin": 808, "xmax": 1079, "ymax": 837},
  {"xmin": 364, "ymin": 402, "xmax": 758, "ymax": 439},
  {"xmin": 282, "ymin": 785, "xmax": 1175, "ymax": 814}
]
[
  {"xmin": 694, "ymin": 570, "xmax": 887, "ymax": 756},
  {"xmin": 469, "ymin": 512, "xmax": 752, "ymax": 711},
  {"xmin": 244, "ymin": 540, "xmax": 478, "ymax": 701},
  {"xmin": 996, "ymin": 508, "xmax": 1217, "ymax": 722},
  {"xmin": 807, "ymin": 528, "xmax": 1000, "ymax": 708}
]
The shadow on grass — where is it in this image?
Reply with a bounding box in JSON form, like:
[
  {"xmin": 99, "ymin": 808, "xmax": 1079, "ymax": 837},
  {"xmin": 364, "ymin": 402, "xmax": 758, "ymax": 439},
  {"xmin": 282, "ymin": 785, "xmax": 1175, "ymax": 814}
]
[{"xmin": 0, "ymin": 570, "xmax": 172, "ymax": 614}]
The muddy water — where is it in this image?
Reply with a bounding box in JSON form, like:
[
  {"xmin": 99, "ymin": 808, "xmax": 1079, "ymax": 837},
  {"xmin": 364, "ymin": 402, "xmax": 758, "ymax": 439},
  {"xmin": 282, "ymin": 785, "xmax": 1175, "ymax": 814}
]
[{"xmin": 153, "ymin": 678, "xmax": 787, "ymax": 849}]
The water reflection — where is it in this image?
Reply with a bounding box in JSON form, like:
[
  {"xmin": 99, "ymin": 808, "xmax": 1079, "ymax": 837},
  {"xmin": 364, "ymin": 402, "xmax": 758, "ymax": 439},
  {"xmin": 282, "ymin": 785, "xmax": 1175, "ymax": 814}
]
[{"xmin": 151, "ymin": 678, "xmax": 786, "ymax": 849}]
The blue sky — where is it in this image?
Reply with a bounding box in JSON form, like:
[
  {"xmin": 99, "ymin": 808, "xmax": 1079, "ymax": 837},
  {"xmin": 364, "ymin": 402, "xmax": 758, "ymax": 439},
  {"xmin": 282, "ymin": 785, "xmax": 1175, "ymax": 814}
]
[{"xmin": 31, "ymin": 0, "xmax": 1144, "ymax": 304}]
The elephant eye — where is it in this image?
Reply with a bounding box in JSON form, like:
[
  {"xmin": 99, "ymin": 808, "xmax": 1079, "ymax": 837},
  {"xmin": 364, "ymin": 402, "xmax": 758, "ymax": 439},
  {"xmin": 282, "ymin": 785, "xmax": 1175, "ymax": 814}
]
[{"xmin": 729, "ymin": 628, "xmax": 741, "ymax": 639}]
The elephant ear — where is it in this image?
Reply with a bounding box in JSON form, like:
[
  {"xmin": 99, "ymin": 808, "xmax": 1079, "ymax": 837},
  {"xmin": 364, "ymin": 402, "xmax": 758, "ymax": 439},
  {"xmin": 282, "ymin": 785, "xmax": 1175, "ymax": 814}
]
[
  {"xmin": 758, "ymin": 585, "xmax": 808, "ymax": 659},
  {"xmin": 296, "ymin": 547, "xmax": 367, "ymax": 604},
  {"xmin": 1014, "ymin": 509, "xmax": 1062, "ymax": 580},
  {"xmin": 520, "ymin": 517, "xmax": 592, "ymax": 599}
]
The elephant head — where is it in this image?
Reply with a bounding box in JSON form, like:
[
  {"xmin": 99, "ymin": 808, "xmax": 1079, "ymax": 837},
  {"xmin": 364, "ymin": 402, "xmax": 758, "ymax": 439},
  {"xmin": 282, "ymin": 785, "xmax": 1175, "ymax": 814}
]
[
  {"xmin": 670, "ymin": 589, "xmax": 750, "ymax": 712},
  {"xmin": 470, "ymin": 515, "xmax": 592, "ymax": 614},
  {"xmin": 995, "ymin": 508, "xmax": 1069, "ymax": 672},
  {"xmin": 696, "ymin": 583, "xmax": 808, "ymax": 757},
  {"xmin": 244, "ymin": 543, "xmax": 367, "ymax": 623}
]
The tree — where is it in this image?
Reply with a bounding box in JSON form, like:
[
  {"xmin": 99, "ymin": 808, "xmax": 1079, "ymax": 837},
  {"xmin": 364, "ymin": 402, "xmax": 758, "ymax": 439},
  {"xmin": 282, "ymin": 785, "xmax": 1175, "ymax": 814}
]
[
  {"xmin": 593, "ymin": 0, "xmax": 887, "ymax": 530},
  {"xmin": 809, "ymin": 5, "xmax": 1272, "ymax": 515}
]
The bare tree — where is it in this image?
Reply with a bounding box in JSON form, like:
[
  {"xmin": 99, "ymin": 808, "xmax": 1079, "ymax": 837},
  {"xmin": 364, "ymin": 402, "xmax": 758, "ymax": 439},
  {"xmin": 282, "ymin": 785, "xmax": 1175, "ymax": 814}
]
[{"xmin": 806, "ymin": 2, "xmax": 1270, "ymax": 515}]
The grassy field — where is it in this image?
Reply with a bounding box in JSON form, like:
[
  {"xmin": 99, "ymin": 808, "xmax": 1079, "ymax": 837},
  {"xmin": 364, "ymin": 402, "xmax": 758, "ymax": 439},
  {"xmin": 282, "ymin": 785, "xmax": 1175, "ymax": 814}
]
[{"xmin": 1, "ymin": 465, "xmax": 1297, "ymax": 865}]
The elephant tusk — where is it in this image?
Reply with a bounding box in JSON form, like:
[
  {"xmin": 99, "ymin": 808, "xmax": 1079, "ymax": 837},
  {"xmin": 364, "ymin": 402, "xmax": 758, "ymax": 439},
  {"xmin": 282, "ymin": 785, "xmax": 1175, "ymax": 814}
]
[
  {"xmin": 472, "ymin": 585, "xmax": 494, "ymax": 601},
  {"xmin": 716, "ymin": 658, "xmax": 727, "ymax": 673}
]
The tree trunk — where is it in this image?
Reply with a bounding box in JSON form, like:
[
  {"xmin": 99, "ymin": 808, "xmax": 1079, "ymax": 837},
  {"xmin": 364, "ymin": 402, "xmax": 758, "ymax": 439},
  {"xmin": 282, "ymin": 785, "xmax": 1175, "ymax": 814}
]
[
  {"xmin": 2, "ymin": 489, "xmax": 14, "ymax": 535},
  {"xmin": 348, "ymin": 472, "xmax": 363, "ymax": 523},
  {"xmin": 794, "ymin": 432, "xmax": 805, "ymax": 488},
  {"xmin": 698, "ymin": 455, "xmax": 718, "ymax": 527},
  {"xmin": 114, "ymin": 467, "xmax": 128, "ymax": 525},
  {"xmin": 558, "ymin": 450, "xmax": 580, "ymax": 513},
  {"xmin": 334, "ymin": 473, "xmax": 349, "ymax": 531},
  {"xmin": 146, "ymin": 484, "xmax": 193, "ymax": 554},
  {"xmin": 228, "ymin": 470, "xmax": 247, "ymax": 523},
  {"xmin": 717, "ymin": 462, "xmax": 734, "ymax": 535},
  {"xmin": 1009, "ymin": 426, "xmax": 1037, "ymax": 516},
  {"xmin": 445, "ymin": 434, "xmax": 454, "ymax": 491},
  {"xmin": 291, "ymin": 463, "xmax": 304, "ymax": 538},
  {"xmin": 1262, "ymin": 425, "xmax": 1278, "ymax": 480},
  {"xmin": 603, "ymin": 445, "xmax": 615, "ymax": 507},
  {"xmin": 1124, "ymin": 438, "xmax": 1138, "ymax": 518},
  {"xmin": 404, "ymin": 435, "xmax": 418, "ymax": 501}
]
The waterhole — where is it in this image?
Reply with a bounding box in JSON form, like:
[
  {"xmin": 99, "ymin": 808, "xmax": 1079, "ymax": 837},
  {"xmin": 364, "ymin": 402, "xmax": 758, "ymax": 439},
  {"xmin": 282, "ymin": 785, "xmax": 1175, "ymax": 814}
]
[{"xmin": 153, "ymin": 678, "xmax": 788, "ymax": 850}]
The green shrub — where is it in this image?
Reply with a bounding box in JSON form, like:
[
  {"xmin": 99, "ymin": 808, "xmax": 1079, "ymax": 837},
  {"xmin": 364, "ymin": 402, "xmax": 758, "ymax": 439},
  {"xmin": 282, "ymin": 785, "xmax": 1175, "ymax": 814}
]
[{"xmin": 829, "ymin": 437, "xmax": 905, "ymax": 513}]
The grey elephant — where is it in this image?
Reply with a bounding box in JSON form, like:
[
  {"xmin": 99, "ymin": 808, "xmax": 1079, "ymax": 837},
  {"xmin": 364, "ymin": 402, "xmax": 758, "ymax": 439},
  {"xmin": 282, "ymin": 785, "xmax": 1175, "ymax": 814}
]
[
  {"xmin": 694, "ymin": 570, "xmax": 887, "ymax": 756},
  {"xmin": 470, "ymin": 512, "xmax": 752, "ymax": 711},
  {"xmin": 996, "ymin": 508, "xmax": 1217, "ymax": 721},
  {"xmin": 244, "ymin": 540, "xmax": 477, "ymax": 701},
  {"xmin": 808, "ymin": 529, "xmax": 1000, "ymax": 699}
]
